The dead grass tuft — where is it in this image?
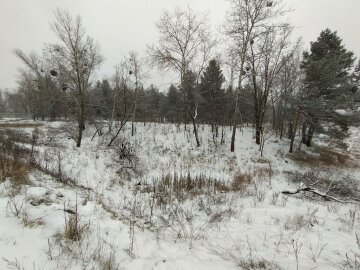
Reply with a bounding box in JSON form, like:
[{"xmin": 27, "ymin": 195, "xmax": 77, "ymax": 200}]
[
  {"xmin": 143, "ymin": 172, "xmax": 229, "ymax": 206},
  {"xmin": 0, "ymin": 155, "xmax": 29, "ymax": 186},
  {"xmin": 64, "ymin": 213, "xmax": 87, "ymax": 242},
  {"xmin": 232, "ymin": 172, "xmax": 253, "ymax": 192}
]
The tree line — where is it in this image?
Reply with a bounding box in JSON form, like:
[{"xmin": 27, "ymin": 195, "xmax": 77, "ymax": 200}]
[{"xmin": 1, "ymin": 0, "xmax": 359, "ymax": 151}]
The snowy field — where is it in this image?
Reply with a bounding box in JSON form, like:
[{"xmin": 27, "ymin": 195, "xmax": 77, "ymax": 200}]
[{"xmin": 0, "ymin": 119, "xmax": 360, "ymax": 270}]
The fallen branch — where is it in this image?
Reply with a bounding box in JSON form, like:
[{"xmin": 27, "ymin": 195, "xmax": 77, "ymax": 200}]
[{"xmin": 282, "ymin": 185, "xmax": 358, "ymax": 204}]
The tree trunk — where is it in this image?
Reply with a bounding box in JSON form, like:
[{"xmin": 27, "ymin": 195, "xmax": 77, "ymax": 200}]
[
  {"xmin": 289, "ymin": 110, "xmax": 300, "ymax": 153},
  {"xmin": 288, "ymin": 122, "xmax": 293, "ymax": 140},
  {"xmin": 301, "ymin": 122, "xmax": 307, "ymax": 145},
  {"xmin": 306, "ymin": 124, "xmax": 314, "ymax": 147},
  {"xmin": 131, "ymin": 85, "xmax": 138, "ymax": 136},
  {"xmin": 231, "ymin": 62, "xmax": 245, "ymax": 153},
  {"xmin": 255, "ymin": 125, "xmax": 262, "ymax": 145},
  {"xmin": 76, "ymin": 98, "xmax": 85, "ymax": 148},
  {"xmin": 190, "ymin": 115, "xmax": 200, "ymax": 147},
  {"xmin": 230, "ymin": 121, "xmax": 238, "ymax": 152},
  {"xmin": 279, "ymin": 119, "xmax": 284, "ymax": 139}
]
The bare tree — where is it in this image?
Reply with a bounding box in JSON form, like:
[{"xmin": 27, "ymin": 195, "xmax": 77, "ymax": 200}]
[
  {"xmin": 50, "ymin": 9, "xmax": 102, "ymax": 147},
  {"xmin": 128, "ymin": 51, "xmax": 148, "ymax": 136},
  {"xmin": 13, "ymin": 49, "xmax": 68, "ymax": 121},
  {"xmin": 273, "ymin": 47, "xmax": 303, "ymax": 153},
  {"xmin": 148, "ymin": 6, "xmax": 215, "ymax": 147},
  {"xmin": 107, "ymin": 61, "xmax": 132, "ymax": 147},
  {"xmin": 247, "ymin": 24, "xmax": 294, "ymax": 145},
  {"xmin": 224, "ymin": 0, "xmax": 289, "ymax": 151}
]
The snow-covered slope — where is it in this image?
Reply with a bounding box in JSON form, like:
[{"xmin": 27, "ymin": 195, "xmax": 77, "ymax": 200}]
[{"xmin": 0, "ymin": 120, "xmax": 359, "ymax": 270}]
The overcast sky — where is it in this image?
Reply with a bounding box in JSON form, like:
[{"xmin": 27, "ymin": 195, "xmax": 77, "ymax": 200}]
[{"xmin": 0, "ymin": 0, "xmax": 359, "ymax": 91}]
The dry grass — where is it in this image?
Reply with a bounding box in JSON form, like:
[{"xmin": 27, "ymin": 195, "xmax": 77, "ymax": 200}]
[
  {"xmin": 212, "ymin": 245, "xmax": 282, "ymax": 270},
  {"xmin": 318, "ymin": 147, "xmax": 356, "ymax": 167},
  {"xmin": 289, "ymin": 146, "xmax": 357, "ymax": 168},
  {"xmin": 0, "ymin": 129, "xmax": 31, "ymax": 186},
  {"xmin": 21, "ymin": 213, "xmax": 45, "ymax": 228},
  {"xmin": 0, "ymin": 155, "xmax": 29, "ymax": 186},
  {"xmin": 284, "ymin": 214, "xmax": 316, "ymax": 231},
  {"xmin": 143, "ymin": 173, "xmax": 229, "ymax": 206},
  {"xmin": 64, "ymin": 212, "xmax": 87, "ymax": 242},
  {"xmin": 232, "ymin": 172, "xmax": 253, "ymax": 192},
  {"xmin": 0, "ymin": 122, "xmax": 43, "ymax": 129},
  {"xmin": 253, "ymin": 166, "xmax": 274, "ymax": 182}
]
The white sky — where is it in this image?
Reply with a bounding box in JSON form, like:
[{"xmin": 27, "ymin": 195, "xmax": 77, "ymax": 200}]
[{"xmin": 0, "ymin": 0, "xmax": 360, "ymax": 91}]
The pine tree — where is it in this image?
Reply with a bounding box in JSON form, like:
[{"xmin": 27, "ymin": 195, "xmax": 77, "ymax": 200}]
[
  {"xmin": 199, "ymin": 59, "xmax": 225, "ymax": 134},
  {"xmin": 166, "ymin": 84, "xmax": 183, "ymax": 123},
  {"xmin": 301, "ymin": 29, "xmax": 356, "ymax": 147}
]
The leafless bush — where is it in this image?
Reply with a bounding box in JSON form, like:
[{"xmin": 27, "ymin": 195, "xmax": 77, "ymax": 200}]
[
  {"xmin": 339, "ymin": 234, "xmax": 360, "ymax": 269},
  {"xmin": 114, "ymin": 137, "xmax": 136, "ymax": 161},
  {"xmin": 158, "ymin": 203, "xmax": 230, "ymax": 249},
  {"xmin": 2, "ymin": 257, "xmax": 26, "ymax": 270},
  {"xmin": 308, "ymin": 234, "xmax": 327, "ymax": 262},
  {"xmin": 6, "ymin": 195, "xmax": 25, "ymax": 218},
  {"xmin": 113, "ymin": 136, "xmax": 140, "ymax": 176},
  {"xmin": 5, "ymin": 191, "xmax": 43, "ymax": 227}
]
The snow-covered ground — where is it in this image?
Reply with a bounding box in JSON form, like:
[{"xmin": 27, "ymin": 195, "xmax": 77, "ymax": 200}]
[{"xmin": 0, "ymin": 120, "xmax": 359, "ymax": 269}]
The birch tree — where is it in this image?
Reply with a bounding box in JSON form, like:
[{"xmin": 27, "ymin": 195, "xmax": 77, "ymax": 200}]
[
  {"xmin": 148, "ymin": 7, "xmax": 215, "ymax": 147},
  {"xmin": 128, "ymin": 51, "xmax": 147, "ymax": 136}
]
